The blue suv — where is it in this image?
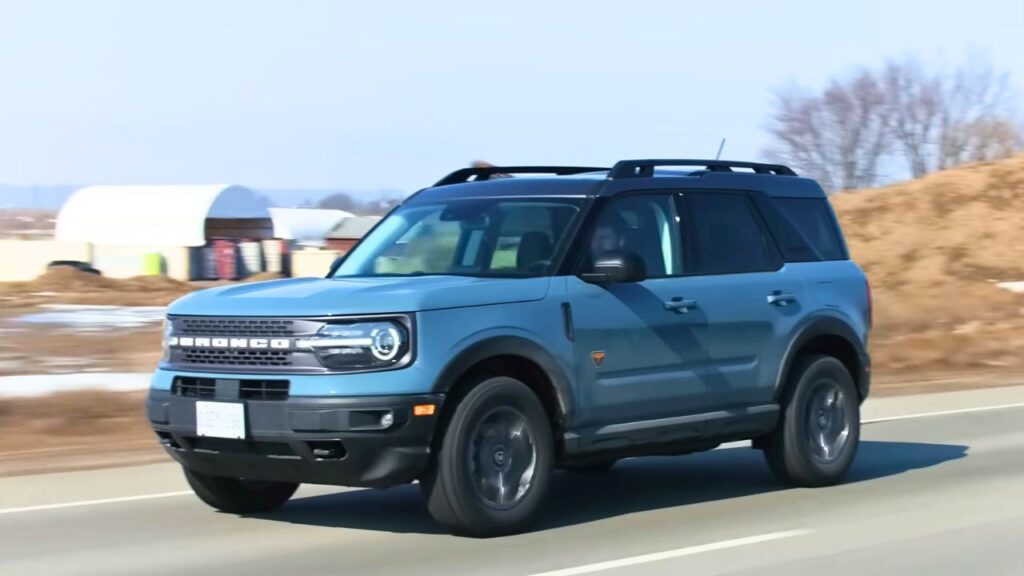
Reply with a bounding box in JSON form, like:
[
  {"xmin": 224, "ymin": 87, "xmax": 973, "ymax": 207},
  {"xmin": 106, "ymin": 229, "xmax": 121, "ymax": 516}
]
[{"xmin": 147, "ymin": 159, "xmax": 871, "ymax": 536}]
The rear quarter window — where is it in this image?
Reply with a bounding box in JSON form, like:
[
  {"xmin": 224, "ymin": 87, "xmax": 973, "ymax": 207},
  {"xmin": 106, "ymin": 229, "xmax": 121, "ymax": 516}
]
[{"xmin": 761, "ymin": 197, "xmax": 847, "ymax": 262}]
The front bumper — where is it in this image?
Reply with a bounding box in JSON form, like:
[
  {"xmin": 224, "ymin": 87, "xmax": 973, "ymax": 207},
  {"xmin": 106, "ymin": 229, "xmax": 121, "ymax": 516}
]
[{"xmin": 146, "ymin": 389, "xmax": 443, "ymax": 488}]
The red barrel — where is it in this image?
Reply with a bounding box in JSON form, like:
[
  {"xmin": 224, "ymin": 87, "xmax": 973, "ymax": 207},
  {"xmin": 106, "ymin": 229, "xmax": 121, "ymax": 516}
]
[{"xmin": 212, "ymin": 239, "xmax": 238, "ymax": 279}]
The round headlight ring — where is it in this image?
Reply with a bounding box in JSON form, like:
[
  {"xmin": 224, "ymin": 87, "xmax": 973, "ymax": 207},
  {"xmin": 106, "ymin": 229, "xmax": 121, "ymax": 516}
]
[{"xmin": 370, "ymin": 326, "xmax": 402, "ymax": 361}]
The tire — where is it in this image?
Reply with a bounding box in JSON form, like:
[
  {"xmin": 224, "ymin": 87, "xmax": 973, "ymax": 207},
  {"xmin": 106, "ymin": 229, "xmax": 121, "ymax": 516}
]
[
  {"xmin": 763, "ymin": 354, "xmax": 860, "ymax": 487},
  {"xmin": 183, "ymin": 467, "xmax": 298, "ymax": 514},
  {"xmin": 421, "ymin": 376, "xmax": 554, "ymax": 537},
  {"xmin": 564, "ymin": 460, "xmax": 616, "ymax": 474}
]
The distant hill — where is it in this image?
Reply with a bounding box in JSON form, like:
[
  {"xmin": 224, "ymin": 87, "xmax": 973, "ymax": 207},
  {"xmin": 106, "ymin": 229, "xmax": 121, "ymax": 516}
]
[
  {"xmin": 0, "ymin": 184, "xmax": 405, "ymax": 211},
  {"xmin": 831, "ymin": 154, "xmax": 1024, "ymax": 381}
]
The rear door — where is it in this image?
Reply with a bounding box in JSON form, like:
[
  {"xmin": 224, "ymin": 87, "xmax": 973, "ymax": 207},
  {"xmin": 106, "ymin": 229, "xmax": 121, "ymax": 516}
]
[{"xmin": 677, "ymin": 191, "xmax": 808, "ymax": 408}]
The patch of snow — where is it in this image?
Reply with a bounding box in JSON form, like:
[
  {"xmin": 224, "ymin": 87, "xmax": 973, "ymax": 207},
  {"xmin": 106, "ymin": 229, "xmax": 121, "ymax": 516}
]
[
  {"xmin": 17, "ymin": 305, "xmax": 166, "ymax": 331},
  {"xmin": 996, "ymin": 281, "xmax": 1024, "ymax": 294},
  {"xmin": 0, "ymin": 372, "xmax": 150, "ymax": 397}
]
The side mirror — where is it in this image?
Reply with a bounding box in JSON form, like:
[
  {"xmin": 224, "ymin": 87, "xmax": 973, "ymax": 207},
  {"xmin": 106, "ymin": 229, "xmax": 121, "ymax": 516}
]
[
  {"xmin": 579, "ymin": 250, "xmax": 647, "ymax": 284},
  {"xmin": 326, "ymin": 255, "xmax": 345, "ymax": 277}
]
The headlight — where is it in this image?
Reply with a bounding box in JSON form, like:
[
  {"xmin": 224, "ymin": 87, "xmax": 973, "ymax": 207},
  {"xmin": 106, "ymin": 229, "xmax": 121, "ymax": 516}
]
[{"xmin": 296, "ymin": 321, "xmax": 410, "ymax": 370}]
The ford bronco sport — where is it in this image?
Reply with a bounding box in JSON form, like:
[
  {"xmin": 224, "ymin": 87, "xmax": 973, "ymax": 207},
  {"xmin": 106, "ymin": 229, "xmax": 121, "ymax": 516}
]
[{"xmin": 147, "ymin": 159, "xmax": 871, "ymax": 537}]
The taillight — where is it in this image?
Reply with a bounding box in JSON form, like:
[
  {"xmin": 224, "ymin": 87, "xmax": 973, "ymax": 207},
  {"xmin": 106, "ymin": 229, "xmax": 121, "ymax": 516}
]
[{"xmin": 865, "ymin": 277, "xmax": 873, "ymax": 328}]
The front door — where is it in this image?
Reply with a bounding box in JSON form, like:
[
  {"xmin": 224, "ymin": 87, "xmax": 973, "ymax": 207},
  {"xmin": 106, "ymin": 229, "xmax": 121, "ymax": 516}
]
[{"xmin": 568, "ymin": 193, "xmax": 710, "ymax": 428}]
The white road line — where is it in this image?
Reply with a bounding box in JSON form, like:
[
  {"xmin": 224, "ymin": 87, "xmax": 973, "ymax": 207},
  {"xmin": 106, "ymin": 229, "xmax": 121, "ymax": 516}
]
[
  {"xmin": 526, "ymin": 530, "xmax": 811, "ymax": 576},
  {"xmin": 0, "ymin": 491, "xmax": 193, "ymax": 516},
  {"xmin": 863, "ymin": 402, "xmax": 1024, "ymax": 424}
]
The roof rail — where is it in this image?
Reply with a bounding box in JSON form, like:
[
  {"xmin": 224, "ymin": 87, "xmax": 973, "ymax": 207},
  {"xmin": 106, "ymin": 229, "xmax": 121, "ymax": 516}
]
[
  {"xmin": 434, "ymin": 166, "xmax": 608, "ymax": 186},
  {"xmin": 608, "ymin": 159, "xmax": 797, "ymax": 179}
]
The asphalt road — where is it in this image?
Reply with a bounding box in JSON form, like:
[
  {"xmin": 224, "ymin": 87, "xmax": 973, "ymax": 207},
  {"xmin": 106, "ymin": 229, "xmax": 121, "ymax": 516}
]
[{"xmin": 2, "ymin": 385, "xmax": 1024, "ymax": 576}]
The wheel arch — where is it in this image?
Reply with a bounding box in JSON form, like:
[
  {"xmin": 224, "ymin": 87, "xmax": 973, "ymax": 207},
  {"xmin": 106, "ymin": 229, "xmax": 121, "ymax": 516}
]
[
  {"xmin": 775, "ymin": 316, "xmax": 870, "ymax": 403},
  {"xmin": 431, "ymin": 336, "xmax": 575, "ymax": 442}
]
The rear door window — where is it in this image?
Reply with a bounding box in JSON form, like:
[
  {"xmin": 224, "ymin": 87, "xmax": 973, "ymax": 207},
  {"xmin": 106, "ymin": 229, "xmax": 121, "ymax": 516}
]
[{"xmin": 685, "ymin": 192, "xmax": 779, "ymax": 275}]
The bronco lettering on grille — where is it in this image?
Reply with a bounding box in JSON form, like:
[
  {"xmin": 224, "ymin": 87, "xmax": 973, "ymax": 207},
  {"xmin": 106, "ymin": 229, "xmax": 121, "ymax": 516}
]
[{"xmin": 169, "ymin": 336, "xmax": 293, "ymax": 350}]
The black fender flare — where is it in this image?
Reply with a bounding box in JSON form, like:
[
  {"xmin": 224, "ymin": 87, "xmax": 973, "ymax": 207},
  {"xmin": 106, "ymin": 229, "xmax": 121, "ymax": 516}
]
[
  {"xmin": 431, "ymin": 336, "xmax": 576, "ymax": 425},
  {"xmin": 774, "ymin": 315, "xmax": 870, "ymax": 401}
]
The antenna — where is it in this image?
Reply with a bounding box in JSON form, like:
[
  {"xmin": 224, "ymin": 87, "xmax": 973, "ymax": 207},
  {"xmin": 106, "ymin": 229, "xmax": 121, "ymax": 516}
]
[{"xmin": 715, "ymin": 138, "xmax": 726, "ymax": 160}]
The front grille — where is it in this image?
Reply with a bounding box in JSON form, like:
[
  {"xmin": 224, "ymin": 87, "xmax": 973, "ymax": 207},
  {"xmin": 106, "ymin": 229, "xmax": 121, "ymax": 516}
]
[
  {"xmin": 180, "ymin": 348, "xmax": 294, "ymax": 367},
  {"xmin": 173, "ymin": 377, "xmax": 290, "ymax": 400},
  {"xmin": 178, "ymin": 318, "xmax": 296, "ymax": 336}
]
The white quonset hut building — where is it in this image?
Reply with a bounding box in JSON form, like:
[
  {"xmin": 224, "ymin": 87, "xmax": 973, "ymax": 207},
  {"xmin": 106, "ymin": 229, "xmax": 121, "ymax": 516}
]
[
  {"xmin": 268, "ymin": 207, "xmax": 353, "ymax": 246},
  {"xmin": 55, "ymin": 185, "xmax": 276, "ymax": 280},
  {"xmin": 57, "ymin": 185, "xmax": 272, "ymax": 246}
]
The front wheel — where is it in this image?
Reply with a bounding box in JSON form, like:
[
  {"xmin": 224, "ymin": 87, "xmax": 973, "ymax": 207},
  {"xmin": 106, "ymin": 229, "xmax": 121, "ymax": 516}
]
[
  {"xmin": 763, "ymin": 354, "xmax": 860, "ymax": 487},
  {"xmin": 184, "ymin": 467, "xmax": 298, "ymax": 514},
  {"xmin": 421, "ymin": 376, "xmax": 554, "ymax": 537}
]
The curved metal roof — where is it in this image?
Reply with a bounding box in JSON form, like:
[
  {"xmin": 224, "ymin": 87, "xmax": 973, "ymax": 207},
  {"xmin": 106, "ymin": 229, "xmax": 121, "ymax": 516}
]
[
  {"xmin": 56, "ymin": 185, "xmax": 270, "ymax": 246},
  {"xmin": 269, "ymin": 207, "xmax": 353, "ymax": 243}
]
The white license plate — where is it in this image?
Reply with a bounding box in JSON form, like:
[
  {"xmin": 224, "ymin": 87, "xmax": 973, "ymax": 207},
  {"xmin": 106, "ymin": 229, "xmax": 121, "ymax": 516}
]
[{"xmin": 196, "ymin": 401, "xmax": 246, "ymax": 440}]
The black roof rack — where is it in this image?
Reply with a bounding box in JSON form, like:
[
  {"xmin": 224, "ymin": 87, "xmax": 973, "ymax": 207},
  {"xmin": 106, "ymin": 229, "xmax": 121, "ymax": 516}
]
[
  {"xmin": 435, "ymin": 166, "xmax": 608, "ymax": 186},
  {"xmin": 608, "ymin": 159, "xmax": 797, "ymax": 178}
]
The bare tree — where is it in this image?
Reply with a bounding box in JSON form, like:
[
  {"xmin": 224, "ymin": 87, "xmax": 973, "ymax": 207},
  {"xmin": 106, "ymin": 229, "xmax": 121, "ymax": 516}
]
[
  {"xmin": 766, "ymin": 54, "xmax": 1022, "ymax": 191},
  {"xmin": 766, "ymin": 71, "xmax": 892, "ymax": 191},
  {"xmin": 765, "ymin": 88, "xmax": 836, "ymax": 189},
  {"xmin": 957, "ymin": 118, "xmax": 1024, "ymax": 162},
  {"xmin": 883, "ymin": 59, "xmax": 944, "ymax": 178},
  {"xmin": 317, "ymin": 192, "xmax": 359, "ymax": 211},
  {"xmin": 938, "ymin": 54, "xmax": 1018, "ymax": 168}
]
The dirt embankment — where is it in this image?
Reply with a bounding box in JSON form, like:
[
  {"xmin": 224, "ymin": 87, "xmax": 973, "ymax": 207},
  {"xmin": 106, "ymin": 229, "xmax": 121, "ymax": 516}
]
[
  {"xmin": 0, "ymin": 266, "xmax": 285, "ymax": 310},
  {"xmin": 831, "ymin": 154, "xmax": 1024, "ymax": 380},
  {"xmin": 0, "ymin": 266, "xmax": 197, "ymax": 309}
]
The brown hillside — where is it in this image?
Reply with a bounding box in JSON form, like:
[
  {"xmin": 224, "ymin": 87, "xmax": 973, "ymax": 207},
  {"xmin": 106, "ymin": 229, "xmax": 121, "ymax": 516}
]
[{"xmin": 831, "ymin": 154, "xmax": 1024, "ymax": 380}]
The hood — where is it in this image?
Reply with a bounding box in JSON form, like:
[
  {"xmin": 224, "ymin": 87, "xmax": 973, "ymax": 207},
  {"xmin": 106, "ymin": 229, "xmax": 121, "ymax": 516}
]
[{"xmin": 167, "ymin": 275, "xmax": 552, "ymax": 317}]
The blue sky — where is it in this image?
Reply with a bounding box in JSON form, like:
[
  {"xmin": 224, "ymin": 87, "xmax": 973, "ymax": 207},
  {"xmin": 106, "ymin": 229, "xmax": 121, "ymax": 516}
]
[{"xmin": 0, "ymin": 0, "xmax": 1021, "ymax": 197}]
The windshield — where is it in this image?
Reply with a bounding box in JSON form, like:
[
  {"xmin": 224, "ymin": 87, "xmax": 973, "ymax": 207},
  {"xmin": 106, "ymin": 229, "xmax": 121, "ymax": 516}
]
[{"xmin": 332, "ymin": 198, "xmax": 586, "ymax": 278}]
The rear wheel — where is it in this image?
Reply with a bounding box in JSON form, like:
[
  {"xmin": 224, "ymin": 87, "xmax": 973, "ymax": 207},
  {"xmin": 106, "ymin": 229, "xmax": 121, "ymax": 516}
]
[
  {"xmin": 184, "ymin": 467, "xmax": 298, "ymax": 513},
  {"xmin": 763, "ymin": 354, "xmax": 860, "ymax": 487},
  {"xmin": 421, "ymin": 376, "xmax": 554, "ymax": 537}
]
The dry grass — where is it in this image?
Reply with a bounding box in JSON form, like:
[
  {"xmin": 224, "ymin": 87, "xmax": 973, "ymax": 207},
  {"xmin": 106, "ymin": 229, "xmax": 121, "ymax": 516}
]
[
  {"xmin": 832, "ymin": 154, "xmax": 1024, "ymax": 379},
  {"xmin": 0, "ymin": 266, "xmax": 198, "ymax": 309},
  {"xmin": 0, "ymin": 391, "xmax": 165, "ymax": 476},
  {"xmin": 0, "ymin": 390, "xmax": 150, "ymax": 452},
  {"xmin": 0, "ymin": 326, "xmax": 162, "ymax": 376}
]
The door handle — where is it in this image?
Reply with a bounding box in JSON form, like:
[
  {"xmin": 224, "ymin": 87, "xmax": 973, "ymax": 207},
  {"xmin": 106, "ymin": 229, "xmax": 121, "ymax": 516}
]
[
  {"xmin": 664, "ymin": 298, "xmax": 698, "ymax": 313},
  {"xmin": 767, "ymin": 292, "xmax": 797, "ymax": 306}
]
